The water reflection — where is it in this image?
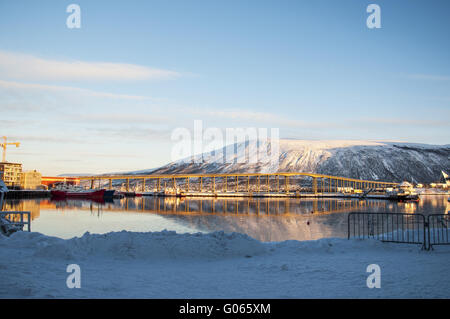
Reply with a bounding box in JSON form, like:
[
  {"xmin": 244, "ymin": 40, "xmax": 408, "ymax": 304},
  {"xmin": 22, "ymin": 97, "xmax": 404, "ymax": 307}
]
[{"xmin": 3, "ymin": 195, "xmax": 449, "ymax": 241}]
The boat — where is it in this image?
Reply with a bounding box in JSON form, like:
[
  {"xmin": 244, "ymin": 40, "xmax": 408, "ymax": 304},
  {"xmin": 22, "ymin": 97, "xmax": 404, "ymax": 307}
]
[
  {"xmin": 103, "ymin": 189, "xmax": 116, "ymax": 199},
  {"xmin": 386, "ymin": 181, "xmax": 420, "ymax": 201},
  {"xmin": 50, "ymin": 188, "xmax": 106, "ymax": 200}
]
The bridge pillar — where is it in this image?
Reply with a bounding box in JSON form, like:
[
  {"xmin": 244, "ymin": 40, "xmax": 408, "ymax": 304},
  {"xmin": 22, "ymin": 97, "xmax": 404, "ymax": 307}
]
[
  {"xmin": 109, "ymin": 179, "xmax": 112, "ymax": 190},
  {"xmin": 312, "ymin": 177, "xmax": 317, "ymax": 194},
  {"xmin": 90, "ymin": 179, "xmax": 94, "ymax": 189},
  {"xmin": 213, "ymin": 176, "xmax": 215, "ymax": 193},
  {"xmin": 285, "ymin": 176, "xmax": 289, "ymax": 194},
  {"xmin": 126, "ymin": 178, "xmax": 129, "ymax": 192},
  {"xmin": 187, "ymin": 177, "xmax": 190, "ymax": 192},
  {"xmin": 277, "ymin": 176, "xmax": 280, "ymax": 193},
  {"xmin": 142, "ymin": 178, "xmax": 146, "ymax": 192}
]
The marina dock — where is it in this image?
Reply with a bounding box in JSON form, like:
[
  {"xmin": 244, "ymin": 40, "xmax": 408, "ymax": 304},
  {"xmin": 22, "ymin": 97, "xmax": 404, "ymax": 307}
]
[{"xmin": 4, "ymin": 190, "xmax": 50, "ymax": 199}]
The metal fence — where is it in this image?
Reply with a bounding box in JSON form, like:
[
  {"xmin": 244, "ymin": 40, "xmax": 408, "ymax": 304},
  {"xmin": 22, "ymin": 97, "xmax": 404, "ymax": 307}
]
[
  {"xmin": 428, "ymin": 214, "xmax": 450, "ymax": 249},
  {"xmin": 348, "ymin": 212, "xmax": 427, "ymax": 249},
  {"xmin": 0, "ymin": 211, "xmax": 31, "ymax": 232}
]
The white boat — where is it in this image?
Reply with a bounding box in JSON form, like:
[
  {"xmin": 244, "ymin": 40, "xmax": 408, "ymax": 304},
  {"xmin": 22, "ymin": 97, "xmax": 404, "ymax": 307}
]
[{"xmin": 386, "ymin": 181, "xmax": 420, "ymax": 201}]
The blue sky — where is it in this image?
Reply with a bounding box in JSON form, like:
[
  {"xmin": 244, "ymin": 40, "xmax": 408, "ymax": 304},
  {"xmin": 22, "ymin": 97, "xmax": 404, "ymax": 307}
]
[{"xmin": 0, "ymin": 0, "xmax": 449, "ymax": 175}]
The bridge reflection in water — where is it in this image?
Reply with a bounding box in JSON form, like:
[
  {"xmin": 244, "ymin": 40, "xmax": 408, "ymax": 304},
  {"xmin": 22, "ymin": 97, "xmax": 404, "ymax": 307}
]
[
  {"xmin": 116, "ymin": 196, "xmax": 390, "ymax": 216},
  {"xmin": 4, "ymin": 196, "xmax": 445, "ymax": 242}
]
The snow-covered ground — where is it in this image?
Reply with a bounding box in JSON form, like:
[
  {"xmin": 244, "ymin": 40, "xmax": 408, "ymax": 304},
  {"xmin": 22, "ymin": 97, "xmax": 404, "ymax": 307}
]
[{"xmin": 1, "ymin": 230, "xmax": 449, "ymax": 298}]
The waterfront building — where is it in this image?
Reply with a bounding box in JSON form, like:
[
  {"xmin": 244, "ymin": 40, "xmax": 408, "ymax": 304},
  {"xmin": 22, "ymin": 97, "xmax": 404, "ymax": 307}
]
[
  {"xmin": 20, "ymin": 170, "xmax": 42, "ymax": 190},
  {"xmin": 0, "ymin": 162, "xmax": 22, "ymax": 188},
  {"xmin": 428, "ymin": 171, "xmax": 450, "ymax": 189}
]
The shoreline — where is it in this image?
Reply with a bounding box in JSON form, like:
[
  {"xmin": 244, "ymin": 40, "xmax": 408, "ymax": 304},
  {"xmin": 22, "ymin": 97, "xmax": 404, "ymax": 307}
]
[{"xmin": 3, "ymin": 189, "xmax": 448, "ymax": 200}]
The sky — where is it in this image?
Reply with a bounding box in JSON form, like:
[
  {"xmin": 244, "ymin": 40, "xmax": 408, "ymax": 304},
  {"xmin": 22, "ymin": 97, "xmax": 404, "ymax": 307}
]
[{"xmin": 0, "ymin": 0, "xmax": 449, "ymax": 175}]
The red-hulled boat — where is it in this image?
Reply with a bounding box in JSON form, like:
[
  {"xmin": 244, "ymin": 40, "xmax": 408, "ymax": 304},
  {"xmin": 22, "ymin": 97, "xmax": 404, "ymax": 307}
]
[{"xmin": 50, "ymin": 189, "xmax": 106, "ymax": 200}]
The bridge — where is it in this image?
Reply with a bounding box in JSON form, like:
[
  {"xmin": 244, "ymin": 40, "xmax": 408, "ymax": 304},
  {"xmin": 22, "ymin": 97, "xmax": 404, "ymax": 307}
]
[{"xmin": 75, "ymin": 172, "xmax": 398, "ymax": 197}]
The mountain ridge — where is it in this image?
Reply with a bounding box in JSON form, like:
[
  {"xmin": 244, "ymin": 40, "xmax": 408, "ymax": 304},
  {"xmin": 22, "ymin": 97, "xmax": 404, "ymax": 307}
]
[
  {"xmin": 65, "ymin": 140, "xmax": 449, "ymax": 183},
  {"xmin": 144, "ymin": 140, "xmax": 450, "ymax": 183}
]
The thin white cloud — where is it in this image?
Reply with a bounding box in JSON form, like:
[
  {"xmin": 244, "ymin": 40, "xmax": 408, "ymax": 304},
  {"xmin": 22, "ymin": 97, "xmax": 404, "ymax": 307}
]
[
  {"xmin": 360, "ymin": 117, "xmax": 448, "ymax": 127},
  {"xmin": 0, "ymin": 119, "xmax": 15, "ymax": 126},
  {"xmin": 0, "ymin": 50, "xmax": 181, "ymax": 81},
  {"xmin": 88, "ymin": 127, "xmax": 171, "ymax": 140},
  {"xmin": 405, "ymin": 73, "xmax": 450, "ymax": 81},
  {"xmin": 190, "ymin": 108, "xmax": 346, "ymax": 129},
  {"xmin": 0, "ymin": 79, "xmax": 148, "ymax": 100},
  {"xmin": 189, "ymin": 108, "xmax": 300, "ymax": 126},
  {"xmin": 7, "ymin": 134, "xmax": 85, "ymax": 144},
  {"xmin": 71, "ymin": 113, "xmax": 169, "ymax": 124}
]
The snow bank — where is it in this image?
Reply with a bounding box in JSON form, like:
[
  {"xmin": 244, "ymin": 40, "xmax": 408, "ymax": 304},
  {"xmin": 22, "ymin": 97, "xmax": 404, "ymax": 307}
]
[
  {"xmin": 2, "ymin": 228, "xmax": 425, "ymax": 264},
  {"xmin": 1, "ymin": 229, "xmax": 449, "ymax": 298},
  {"xmin": 5, "ymin": 230, "xmax": 268, "ymax": 261}
]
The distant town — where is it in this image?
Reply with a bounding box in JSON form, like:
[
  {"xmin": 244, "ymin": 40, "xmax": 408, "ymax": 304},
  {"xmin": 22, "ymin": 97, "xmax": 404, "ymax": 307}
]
[{"xmin": 0, "ymin": 137, "xmax": 78, "ymax": 190}]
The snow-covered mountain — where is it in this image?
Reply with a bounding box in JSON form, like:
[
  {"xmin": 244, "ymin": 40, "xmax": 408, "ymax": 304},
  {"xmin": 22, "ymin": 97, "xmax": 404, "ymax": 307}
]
[{"xmin": 142, "ymin": 140, "xmax": 449, "ymax": 183}]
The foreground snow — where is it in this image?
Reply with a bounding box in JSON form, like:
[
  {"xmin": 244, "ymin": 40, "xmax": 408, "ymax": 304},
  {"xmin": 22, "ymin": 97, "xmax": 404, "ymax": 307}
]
[{"xmin": 0, "ymin": 230, "xmax": 449, "ymax": 298}]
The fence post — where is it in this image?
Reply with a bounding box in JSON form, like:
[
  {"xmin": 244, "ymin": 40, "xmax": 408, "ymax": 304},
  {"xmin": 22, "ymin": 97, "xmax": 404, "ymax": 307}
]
[{"xmin": 427, "ymin": 214, "xmax": 450, "ymax": 250}]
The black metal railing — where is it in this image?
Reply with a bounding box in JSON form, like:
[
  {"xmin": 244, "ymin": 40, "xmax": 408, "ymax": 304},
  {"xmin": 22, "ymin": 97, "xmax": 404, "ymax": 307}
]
[
  {"xmin": 348, "ymin": 212, "xmax": 427, "ymax": 249},
  {"xmin": 428, "ymin": 214, "xmax": 450, "ymax": 249},
  {"xmin": 0, "ymin": 211, "xmax": 31, "ymax": 233}
]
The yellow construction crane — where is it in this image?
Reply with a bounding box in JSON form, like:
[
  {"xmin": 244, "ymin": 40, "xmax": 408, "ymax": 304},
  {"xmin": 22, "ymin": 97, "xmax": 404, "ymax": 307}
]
[{"xmin": 0, "ymin": 136, "xmax": 20, "ymax": 163}]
